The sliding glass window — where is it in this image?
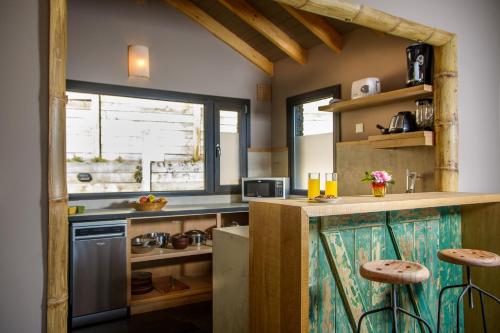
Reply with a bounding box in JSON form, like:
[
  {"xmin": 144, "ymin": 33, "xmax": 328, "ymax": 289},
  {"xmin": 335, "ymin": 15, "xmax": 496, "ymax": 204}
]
[{"xmin": 66, "ymin": 81, "xmax": 249, "ymax": 197}]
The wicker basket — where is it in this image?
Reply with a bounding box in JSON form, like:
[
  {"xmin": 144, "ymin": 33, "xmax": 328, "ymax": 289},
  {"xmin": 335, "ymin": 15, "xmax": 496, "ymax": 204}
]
[{"xmin": 131, "ymin": 200, "xmax": 167, "ymax": 211}]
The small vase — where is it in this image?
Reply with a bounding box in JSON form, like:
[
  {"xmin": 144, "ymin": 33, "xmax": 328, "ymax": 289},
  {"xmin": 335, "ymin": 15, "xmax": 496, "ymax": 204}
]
[{"xmin": 371, "ymin": 182, "xmax": 386, "ymax": 197}]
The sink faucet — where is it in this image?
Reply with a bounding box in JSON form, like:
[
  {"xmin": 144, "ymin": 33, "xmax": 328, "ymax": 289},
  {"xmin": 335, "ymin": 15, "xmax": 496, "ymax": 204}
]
[{"xmin": 406, "ymin": 169, "xmax": 419, "ymax": 193}]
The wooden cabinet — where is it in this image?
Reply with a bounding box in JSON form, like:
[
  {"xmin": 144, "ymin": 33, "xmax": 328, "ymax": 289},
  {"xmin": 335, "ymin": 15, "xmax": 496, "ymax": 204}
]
[
  {"xmin": 213, "ymin": 226, "xmax": 249, "ymax": 333},
  {"xmin": 127, "ymin": 211, "xmax": 248, "ymax": 315}
]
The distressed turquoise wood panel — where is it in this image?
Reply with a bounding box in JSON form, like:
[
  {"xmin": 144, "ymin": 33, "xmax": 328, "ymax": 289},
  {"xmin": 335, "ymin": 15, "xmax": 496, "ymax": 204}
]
[
  {"xmin": 317, "ymin": 213, "xmax": 393, "ymax": 332},
  {"xmin": 309, "ymin": 218, "xmax": 320, "ymax": 333},
  {"xmin": 388, "ymin": 207, "xmax": 463, "ymax": 332},
  {"xmin": 308, "ymin": 207, "xmax": 463, "ymax": 333},
  {"xmin": 437, "ymin": 206, "xmax": 463, "ymax": 333}
]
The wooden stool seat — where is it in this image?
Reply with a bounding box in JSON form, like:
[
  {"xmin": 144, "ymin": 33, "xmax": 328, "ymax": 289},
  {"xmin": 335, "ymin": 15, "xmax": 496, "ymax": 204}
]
[
  {"xmin": 438, "ymin": 248, "xmax": 500, "ymax": 267},
  {"xmin": 360, "ymin": 260, "xmax": 430, "ymax": 285}
]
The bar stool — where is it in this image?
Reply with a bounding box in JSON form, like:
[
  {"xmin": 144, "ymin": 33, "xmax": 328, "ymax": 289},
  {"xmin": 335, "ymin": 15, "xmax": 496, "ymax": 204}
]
[
  {"xmin": 437, "ymin": 249, "xmax": 500, "ymax": 333},
  {"xmin": 357, "ymin": 260, "xmax": 433, "ymax": 333}
]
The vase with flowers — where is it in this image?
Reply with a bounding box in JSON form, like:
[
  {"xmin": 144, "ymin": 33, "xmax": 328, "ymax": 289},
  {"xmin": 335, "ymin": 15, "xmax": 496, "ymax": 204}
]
[{"xmin": 362, "ymin": 170, "xmax": 394, "ymax": 197}]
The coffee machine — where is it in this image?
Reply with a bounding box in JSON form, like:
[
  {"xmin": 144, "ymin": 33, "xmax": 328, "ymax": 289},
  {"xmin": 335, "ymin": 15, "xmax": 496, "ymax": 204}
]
[{"xmin": 406, "ymin": 43, "xmax": 433, "ymax": 86}]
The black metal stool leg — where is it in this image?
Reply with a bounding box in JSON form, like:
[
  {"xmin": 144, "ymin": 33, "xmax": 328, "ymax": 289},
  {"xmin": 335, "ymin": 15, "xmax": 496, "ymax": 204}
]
[
  {"xmin": 471, "ymin": 285, "xmax": 500, "ymax": 304},
  {"xmin": 478, "ymin": 290, "xmax": 488, "ymax": 333},
  {"xmin": 356, "ymin": 306, "xmax": 392, "ymax": 333},
  {"xmin": 437, "ymin": 283, "xmax": 467, "ymax": 333},
  {"xmin": 456, "ymin": 285, "xmax": 471, "ymax": 333},
  {"xmin": 392, "ymin": 285, "xmax": 398, "ymax": 333},
  {"xmin": 398, "ymin": 307, "xmax": 433, "ymax": 333},
  {"xmin": 466, "ymin": 267, "xmax": 474, "ymax": 309}
]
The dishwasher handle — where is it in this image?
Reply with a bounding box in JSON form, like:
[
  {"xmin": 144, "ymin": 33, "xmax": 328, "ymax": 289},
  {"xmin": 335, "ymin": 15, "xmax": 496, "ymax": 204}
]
[{"xmin": 75, "ymin": 232, "xmax": 125, "ymax": 240}]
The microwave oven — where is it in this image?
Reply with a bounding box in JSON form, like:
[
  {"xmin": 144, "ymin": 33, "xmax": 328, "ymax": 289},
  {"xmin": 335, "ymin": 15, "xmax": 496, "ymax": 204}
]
[{"xmin": 241, "ymin": 177, "xmax": 289, "ymax": 202}]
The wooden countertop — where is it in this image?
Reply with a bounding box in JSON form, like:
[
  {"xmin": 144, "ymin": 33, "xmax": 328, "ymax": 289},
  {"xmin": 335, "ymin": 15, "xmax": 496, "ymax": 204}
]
[{"xmin": 250, "ymin": 192, "xmax": 500, "ymax": 217}]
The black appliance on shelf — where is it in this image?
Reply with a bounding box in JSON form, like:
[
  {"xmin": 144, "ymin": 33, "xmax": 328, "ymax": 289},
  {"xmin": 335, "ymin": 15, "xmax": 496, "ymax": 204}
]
[
  {"xmin": 388, "ymin": 111, "xmax": 416, "ymax": 134},
  {"xmin": 406, "ymin": 43, "xmax": 433, "ymax": 86}
]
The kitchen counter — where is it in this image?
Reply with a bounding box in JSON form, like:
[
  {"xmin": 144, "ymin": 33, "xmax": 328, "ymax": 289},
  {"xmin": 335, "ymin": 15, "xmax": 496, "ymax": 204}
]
[
  {"xmin": 252, "ymin": 192, "xmax": 500, "ymax": 217},
  {"xmin": 249, "ymin": 192, "xmax": 500, "ymax": 333},
  {"xmin": 69, "ymin": 202, "xmax": 248, "ymax": 222}
]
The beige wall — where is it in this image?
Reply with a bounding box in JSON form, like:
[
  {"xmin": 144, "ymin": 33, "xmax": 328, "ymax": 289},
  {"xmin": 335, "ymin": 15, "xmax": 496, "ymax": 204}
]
[
  {"xmin": 1, "ymin": 1, "xmax": 500, "ymax": 332},
  {"xmin": 359, "ymin": 0, "xmax": 500, "ymax": 192},
  {"xmin": 271, "ymin": 28, "xmax": 413, "ymax": 147},
  {"xmin": 67, "ymin": 0, "xmax": 272, "ymax": 149},
  {"xmin": 0, "ymin": 1, "xmax": 48, "ymax": 332},
  {"xmin": 336, "ymin": 141, "xmax": 435, "ymax": 195}
]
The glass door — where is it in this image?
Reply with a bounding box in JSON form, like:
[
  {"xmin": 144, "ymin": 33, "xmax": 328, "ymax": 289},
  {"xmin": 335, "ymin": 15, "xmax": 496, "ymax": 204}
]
[{"xmin": 214, "ymin": 100, "xmax": 249, "ymax": 193}]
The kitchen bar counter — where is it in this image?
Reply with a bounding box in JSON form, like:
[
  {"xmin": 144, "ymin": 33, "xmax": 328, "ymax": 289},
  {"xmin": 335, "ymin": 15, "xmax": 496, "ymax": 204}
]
[
  {"xmin": 249, "ymin": 192, "xmax": 500, "ymax": 333},
  {"xmin": 69, "ymin": 202, "xmax": 248, "ymax": 222},
  {"xmin": 254, "ymin": 192, "xmax": 500, "ymax": 217}
]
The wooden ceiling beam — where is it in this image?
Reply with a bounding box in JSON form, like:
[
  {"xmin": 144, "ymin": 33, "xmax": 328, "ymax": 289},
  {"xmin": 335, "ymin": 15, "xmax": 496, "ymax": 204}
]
[
  {"xmin": 219, "ymin": 0, "xmax": 307, "ymax": 64},
  {"xmin": 165, "ymin": 0, "xmax": 274, "ymax": 76},
  {"xmin": 280, "ymin": 4, "xmax": 343, "ymax": 53}
]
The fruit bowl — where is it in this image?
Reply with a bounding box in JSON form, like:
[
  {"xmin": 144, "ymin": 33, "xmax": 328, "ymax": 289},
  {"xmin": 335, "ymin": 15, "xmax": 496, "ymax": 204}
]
[{"xmin": 131, "ymin": 195, "xmax": 168, "ymax": 211}]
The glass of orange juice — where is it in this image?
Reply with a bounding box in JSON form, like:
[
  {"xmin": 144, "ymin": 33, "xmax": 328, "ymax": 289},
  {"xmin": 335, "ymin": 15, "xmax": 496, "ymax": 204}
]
[
  {"xmin": 308, "ymin": 172, "xmax": 321, "ymax": 200},
  {"xmin": 325, "ymin": 173, "xmax": 338, "ymax": 197}
]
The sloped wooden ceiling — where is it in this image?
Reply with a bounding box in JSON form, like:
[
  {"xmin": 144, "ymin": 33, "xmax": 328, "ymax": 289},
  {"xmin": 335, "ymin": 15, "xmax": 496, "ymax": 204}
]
[{"xmin": 164, "ymin": 0, "xmax": 359, "ymax": 75}]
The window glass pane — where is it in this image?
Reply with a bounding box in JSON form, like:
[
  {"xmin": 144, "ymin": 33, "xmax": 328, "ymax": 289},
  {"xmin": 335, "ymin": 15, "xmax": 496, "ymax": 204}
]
[
  {"xmin": 293, "ymin": 97, "xmax": 334, "ymax": 190},
  {"xmin": 219, "ymin": 110, "xmax": 240, "ymax": 186},
  {"xmin": 66, "ymin": 92, "xmax": 204, "ymax": 193}
]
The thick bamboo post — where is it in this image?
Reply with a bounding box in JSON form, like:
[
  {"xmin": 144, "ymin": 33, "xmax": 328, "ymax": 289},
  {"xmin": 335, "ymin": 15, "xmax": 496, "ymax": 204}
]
[
  {"xmin": 47, "ymin": 0, "xmax": 68, "ymax": 332},
  {"xmin": 434, "ymin": 36, "xmax": 459, "ymax": 191}
]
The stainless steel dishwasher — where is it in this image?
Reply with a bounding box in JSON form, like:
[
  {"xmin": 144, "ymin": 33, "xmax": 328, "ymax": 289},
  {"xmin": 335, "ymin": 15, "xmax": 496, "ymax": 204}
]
[{"xmin": 71, "ymin": 220, "xmax": 128, "ymax": 328}]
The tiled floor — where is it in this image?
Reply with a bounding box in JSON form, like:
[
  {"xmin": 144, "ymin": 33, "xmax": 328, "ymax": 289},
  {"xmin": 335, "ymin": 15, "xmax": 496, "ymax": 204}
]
[{"xmin": 72, "ymin": 302, "xmax": 212, "ymax": 333}]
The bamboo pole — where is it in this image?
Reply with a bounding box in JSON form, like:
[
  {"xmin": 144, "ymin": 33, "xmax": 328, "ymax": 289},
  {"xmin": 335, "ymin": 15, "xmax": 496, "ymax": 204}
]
[
  {"xmin": 48, "ymin": 0, "xmax": 68, "ymax": 332},
  {"xmin": 434, "ymin": 36, "xmax": 459, "ymax": 191},
  {"xmin": 273, "ymin": 0, "xmax": 453, "ymax": 46}
]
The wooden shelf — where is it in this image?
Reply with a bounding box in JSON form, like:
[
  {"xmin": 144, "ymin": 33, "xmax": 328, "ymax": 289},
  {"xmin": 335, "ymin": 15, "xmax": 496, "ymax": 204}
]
[
  {"xmin": 319, "ymin": 85, "xmax": 433, "ymax": 113},
  {"xmin": 131, "ymin": 241, "xmax": 213, "ymax": 263},
  {"xmin": 368, "ymin": 131, "xmax": 434, "ymax": 149},
  {"xmin": 130, "ymin": 275, "xmax": 212, "ymax": 314}
]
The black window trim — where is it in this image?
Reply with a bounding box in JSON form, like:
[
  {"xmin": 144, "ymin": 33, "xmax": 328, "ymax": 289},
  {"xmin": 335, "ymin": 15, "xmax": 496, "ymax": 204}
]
[
  {"xmin": 214, "ymin": 99, "xmax": 250, "ymax": 195},
  {"xmin": 66, "ymin": 80, "xmax": 250, "ymax": 200},
  {"xmin": 286, "ymin": 84, "xmax": 341, "ymax": 196}
]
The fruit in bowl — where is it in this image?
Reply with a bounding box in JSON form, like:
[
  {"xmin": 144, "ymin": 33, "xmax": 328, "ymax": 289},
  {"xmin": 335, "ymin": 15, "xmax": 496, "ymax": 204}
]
[{"xmin": 131, "ymin": 195, "xmax": 167, "ymax": 211}]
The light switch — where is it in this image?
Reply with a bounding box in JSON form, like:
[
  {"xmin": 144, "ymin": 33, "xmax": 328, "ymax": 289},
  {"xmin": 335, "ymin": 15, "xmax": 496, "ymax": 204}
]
[{"xmin": 356, "ymin": 123, "xmax": 364, "ymax": 133}]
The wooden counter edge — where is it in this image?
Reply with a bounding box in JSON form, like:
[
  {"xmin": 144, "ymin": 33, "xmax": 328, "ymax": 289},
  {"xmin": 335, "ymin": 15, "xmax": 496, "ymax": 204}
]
[{"xmin": 302, "ymin": 193, "xmax": 500, "ymax": 217}]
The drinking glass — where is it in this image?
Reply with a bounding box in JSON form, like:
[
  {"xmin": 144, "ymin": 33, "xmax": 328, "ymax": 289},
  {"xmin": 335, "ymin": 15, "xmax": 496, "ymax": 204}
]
[
  {"xmin": 325, "ymin": 173, "xmax": 338, "ymax": 197},
  {"xmin": 307, "ymin": 172, "xmax": 321, "ymax": 199}
]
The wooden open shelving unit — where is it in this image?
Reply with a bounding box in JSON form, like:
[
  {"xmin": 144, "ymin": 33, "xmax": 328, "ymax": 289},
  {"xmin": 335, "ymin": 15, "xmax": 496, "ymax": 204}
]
[
  {"xmin": 131, "ymin": 242, "xmax": 213, "ymax": 263},
  {"xmin": 127, "ymin": 211, "xmax": 249, "ymax": 315},
  {"xmin": 368, "ymin": 131, "xmax": 434, "ymax": 149},
  {"xmin": 130, "ymin": 275, "xmax": 212, "ymax": 315},
  {"xmin": 319, "ymin": 85, "xmax": 433, "ymax": 113}
]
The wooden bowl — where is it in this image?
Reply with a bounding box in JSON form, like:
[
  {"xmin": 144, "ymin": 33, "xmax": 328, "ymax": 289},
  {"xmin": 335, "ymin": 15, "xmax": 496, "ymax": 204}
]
[{"xmin": 131, "ymin": 200, "xmax": 167, "ymax": 211}]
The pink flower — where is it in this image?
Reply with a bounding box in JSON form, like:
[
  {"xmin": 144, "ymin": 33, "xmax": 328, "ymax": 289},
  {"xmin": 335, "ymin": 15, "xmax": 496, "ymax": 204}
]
[{"xmin": 371, "ymin": 170, "xmax": 392, "ymax": 184}]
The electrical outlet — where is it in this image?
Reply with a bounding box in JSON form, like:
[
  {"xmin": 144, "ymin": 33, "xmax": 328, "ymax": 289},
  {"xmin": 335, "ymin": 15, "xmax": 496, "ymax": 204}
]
[{"xmin": 355, "ymin": 123, "xmax": 364, "ymax": 133}]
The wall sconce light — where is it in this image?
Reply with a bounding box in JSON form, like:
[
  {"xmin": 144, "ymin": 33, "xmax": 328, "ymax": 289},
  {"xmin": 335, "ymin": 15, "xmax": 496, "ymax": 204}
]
[{"xmin": 128, "ymin": 45, "xmax": 150, "ymax": 78}]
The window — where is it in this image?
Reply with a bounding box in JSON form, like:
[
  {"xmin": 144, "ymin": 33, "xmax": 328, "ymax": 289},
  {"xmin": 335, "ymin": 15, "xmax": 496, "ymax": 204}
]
[
  {"xmin": 287, "ymin": 85, "xmax": 341, "ymax": 195},
  {"xmin": 66, "ymin": 81, "xmax": 249, "ymax": 197}
]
